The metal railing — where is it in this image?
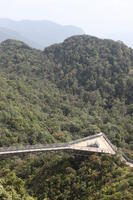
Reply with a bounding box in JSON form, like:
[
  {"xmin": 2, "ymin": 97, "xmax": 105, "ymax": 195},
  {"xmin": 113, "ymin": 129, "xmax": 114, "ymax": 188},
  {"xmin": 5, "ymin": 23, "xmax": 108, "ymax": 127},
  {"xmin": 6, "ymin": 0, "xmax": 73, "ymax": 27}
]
[
  {"xmin": 0, "ymin": 143, "xmax": 71, "ymax": 154},
  {"xmin": 122, "ymin": 152, "xmax": 133, "ymax": 164}
]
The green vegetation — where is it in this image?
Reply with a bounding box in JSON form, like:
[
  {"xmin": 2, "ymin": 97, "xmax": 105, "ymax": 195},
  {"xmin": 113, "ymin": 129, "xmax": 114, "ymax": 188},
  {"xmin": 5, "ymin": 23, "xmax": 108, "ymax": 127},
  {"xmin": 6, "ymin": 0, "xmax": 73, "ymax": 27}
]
[{"xmin": 0, "ymin": 36, "xmax": 133, "ymax": 199}]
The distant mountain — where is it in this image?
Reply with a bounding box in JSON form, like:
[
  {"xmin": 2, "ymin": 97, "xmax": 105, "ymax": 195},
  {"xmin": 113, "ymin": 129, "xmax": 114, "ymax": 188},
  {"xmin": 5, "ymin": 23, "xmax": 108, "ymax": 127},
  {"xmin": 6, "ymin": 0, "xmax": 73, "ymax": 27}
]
[
  {"xmin": 0, "ymin": 27, "xmax": 22, "ymax": 41},
  {"xmin": 0, "ymin": 19, "xmax": 84, "ymax": 49},
  {"xmin": 0, "ymin": 27, "xmax": 38, "ymax": 48}
]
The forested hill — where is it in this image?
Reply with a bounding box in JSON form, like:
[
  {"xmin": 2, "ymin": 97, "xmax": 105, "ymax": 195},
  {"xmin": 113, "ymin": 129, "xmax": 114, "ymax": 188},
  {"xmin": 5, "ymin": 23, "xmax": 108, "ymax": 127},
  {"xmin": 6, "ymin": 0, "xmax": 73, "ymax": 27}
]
[
  {"xmin": 44, "ymin": 36, "xmax": 133, "ymax": 149},
  {"xmin": 1, "ymin": 36, "xmax": 133, "ymax": 199},
  {"xmin": 1, "ymin": 36, "xmax": 133, "ymax": 148},
  {"xmin": 44, "ymin": 35, "xmax": 133, "ymax": 96}
]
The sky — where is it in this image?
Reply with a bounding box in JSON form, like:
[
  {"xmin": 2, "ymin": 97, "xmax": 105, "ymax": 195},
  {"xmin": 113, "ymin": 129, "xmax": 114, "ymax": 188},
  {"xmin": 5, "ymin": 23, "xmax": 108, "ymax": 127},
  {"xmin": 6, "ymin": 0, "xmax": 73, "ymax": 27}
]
[{"xmin": 0, "ymin": 0, "xmax": 133, "ymax": 46}]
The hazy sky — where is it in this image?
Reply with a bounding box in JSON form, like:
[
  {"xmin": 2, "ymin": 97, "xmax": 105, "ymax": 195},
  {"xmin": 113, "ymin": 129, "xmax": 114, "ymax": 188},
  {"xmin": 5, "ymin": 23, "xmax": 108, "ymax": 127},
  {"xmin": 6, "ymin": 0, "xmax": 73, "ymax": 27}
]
[{"xmin": 0, "ymin": 0, "xmax": 133, "ymax": 46}]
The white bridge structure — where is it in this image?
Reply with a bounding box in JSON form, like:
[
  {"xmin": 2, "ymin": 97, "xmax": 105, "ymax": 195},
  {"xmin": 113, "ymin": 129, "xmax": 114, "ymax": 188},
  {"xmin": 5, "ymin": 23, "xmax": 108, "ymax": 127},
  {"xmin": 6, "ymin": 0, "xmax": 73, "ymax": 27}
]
[{"xmin": 0, "ymin": 132, "xmax": 133, "ymax": 167}]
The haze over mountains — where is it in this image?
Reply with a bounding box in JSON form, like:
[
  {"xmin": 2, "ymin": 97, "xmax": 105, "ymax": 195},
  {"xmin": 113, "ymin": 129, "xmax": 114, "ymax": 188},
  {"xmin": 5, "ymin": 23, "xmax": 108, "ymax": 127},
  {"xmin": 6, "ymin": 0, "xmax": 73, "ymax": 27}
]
[{"xmin": 0, "ymin": 18, "xmax": 84, "ymax": 49}]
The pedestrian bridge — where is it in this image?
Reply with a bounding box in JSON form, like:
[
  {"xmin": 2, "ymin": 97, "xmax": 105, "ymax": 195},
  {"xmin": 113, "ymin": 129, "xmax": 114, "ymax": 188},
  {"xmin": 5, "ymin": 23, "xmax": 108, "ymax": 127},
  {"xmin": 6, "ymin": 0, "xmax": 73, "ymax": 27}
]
[
  {"xmin": 0, "ymin": 132, "xmax": 133, "ymax": 167},
  {"xmin": 0, "ymin": 133, "xmax": 116, "ymax": 155}
]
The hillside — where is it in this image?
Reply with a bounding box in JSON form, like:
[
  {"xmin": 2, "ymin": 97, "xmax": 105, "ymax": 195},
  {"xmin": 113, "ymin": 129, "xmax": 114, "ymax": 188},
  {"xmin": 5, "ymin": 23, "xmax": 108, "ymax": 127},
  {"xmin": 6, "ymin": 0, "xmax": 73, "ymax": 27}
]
[
  {"xmin": 0, "ymin": 36, "xmax": 133, "ymax": 199},
  {"xmin": 1, "ymin": 37, "xmax": 133, "ymax": 149},
  {"xmin": 0, "ymin": 19, "xmax": 84, "ymax": 49}
]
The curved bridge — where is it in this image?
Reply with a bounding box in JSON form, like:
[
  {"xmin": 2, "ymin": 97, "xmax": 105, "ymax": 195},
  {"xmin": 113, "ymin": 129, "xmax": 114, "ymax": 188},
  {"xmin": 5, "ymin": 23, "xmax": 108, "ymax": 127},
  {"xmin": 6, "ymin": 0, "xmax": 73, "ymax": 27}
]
[{"xmin": 0, "ymin": 132, "xmax": 133, "ymax": 167}]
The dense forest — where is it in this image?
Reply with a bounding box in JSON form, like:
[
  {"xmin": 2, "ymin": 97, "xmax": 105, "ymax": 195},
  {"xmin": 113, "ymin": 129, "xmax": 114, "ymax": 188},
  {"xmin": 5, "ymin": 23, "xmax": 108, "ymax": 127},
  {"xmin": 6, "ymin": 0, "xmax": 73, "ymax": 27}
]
[{"xmin": 0, "ymin": 35, "xmax": 133, "ymax": 199}]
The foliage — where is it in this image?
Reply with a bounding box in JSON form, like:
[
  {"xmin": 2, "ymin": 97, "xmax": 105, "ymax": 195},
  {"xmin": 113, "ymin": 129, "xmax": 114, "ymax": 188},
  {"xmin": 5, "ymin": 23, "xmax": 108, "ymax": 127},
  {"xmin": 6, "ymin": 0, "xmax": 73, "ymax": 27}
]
[{"xmin": 9, "ymin": 153, "xmax": 133, "ymax": 200}]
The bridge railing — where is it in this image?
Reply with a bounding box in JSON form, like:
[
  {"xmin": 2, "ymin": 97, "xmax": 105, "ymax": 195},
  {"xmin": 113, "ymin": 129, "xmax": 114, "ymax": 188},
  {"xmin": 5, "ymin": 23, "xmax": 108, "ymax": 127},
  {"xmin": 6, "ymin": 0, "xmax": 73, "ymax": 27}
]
[
  {"xmin": 122, "ymin": 153, "xmax": 133, "ymax": 164},
  {"xmin": 0, "ymin": 142, "xmax": 70, "ymax": 153}
]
